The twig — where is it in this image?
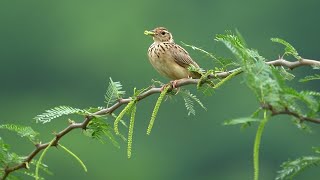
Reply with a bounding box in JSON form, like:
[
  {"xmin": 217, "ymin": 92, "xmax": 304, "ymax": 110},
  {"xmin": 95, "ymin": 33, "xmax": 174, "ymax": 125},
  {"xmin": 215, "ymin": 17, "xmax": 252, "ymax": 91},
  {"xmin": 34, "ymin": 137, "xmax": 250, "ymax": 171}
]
[
  {"xmin": 266, "ymin": 58, "xmax": 320, "ymax": 69},
  {"xmin": 261, "ymin": 103, "xmax": 320, "ymax": 124},
  {"xmin": 2, "ymin": 58, "xmax": 319, "ymax": 179}
]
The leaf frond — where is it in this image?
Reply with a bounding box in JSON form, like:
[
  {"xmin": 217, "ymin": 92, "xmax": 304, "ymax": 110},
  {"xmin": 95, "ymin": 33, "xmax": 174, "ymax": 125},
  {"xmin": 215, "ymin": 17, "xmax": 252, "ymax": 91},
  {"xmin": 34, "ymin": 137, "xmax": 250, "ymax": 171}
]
[
  {"xmin": 105, "ymin": 77, "xmax": 125, "ymax": 108},
  {"xmin": 276, "ymin": 156, "xmax": 320, "ymax": 180},
  {"xmin": 271, "ymin": 38, "xmax": 301, "ymax": 60},
  {"xmin": 299, "ymin": 74, "xmax": 320, "ymax": 82},
  {"xmin": 180, "ymin": 89, "xmax": 206, "ymax": 116},
  {"xmin": 83, "ymin": 117, "xmax": 120, "ymax": 148},
  {"xmin": 0, "ymin": 124, "xmax": 39, "ymax": 143},
  {"xmin": 34, "ymin": 106, "xmax": 87, "ymax": 124}
]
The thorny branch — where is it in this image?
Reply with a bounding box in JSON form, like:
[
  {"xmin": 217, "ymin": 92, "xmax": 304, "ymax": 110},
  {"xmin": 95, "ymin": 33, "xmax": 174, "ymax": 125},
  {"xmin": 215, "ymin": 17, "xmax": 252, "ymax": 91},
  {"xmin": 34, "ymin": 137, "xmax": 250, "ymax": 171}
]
[
  {"xmin": 2, "ymin": 58, "xmax": 320, "ymax": 179},
  {"xmin": 261, "ymin": 103, "xmax": 320, "ymax": 124}
]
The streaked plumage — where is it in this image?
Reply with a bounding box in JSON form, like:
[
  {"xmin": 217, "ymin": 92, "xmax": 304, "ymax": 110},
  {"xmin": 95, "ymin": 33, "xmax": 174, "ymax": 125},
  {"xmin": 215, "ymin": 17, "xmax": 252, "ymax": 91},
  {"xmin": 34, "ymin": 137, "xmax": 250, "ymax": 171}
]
[{"xmin": 145, "ymin": 27, "xmax": 201, "ymax": 80}]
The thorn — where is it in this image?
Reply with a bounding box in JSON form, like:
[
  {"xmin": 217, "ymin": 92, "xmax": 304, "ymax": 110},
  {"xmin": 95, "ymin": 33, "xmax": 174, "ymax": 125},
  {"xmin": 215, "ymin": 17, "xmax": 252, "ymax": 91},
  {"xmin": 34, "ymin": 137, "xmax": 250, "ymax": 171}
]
[
  {"xmin": 24, "ymin": 162, "xmax": 30, "ymax": 169},
  {"xmin": 68, "ymin": 119, "xmax": 75, "ymax": 125},
  {"xmin": 35, "ymin": 142, "xmax": 41, "ymax": 148}
]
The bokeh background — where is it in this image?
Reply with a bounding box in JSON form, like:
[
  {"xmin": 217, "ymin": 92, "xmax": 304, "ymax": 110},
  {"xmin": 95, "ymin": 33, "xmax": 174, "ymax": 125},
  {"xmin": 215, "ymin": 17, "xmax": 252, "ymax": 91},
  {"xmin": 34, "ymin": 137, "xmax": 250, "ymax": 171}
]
[{"xmin": 0, "ymin": 0, "xmax": 319, "ymax": 179}]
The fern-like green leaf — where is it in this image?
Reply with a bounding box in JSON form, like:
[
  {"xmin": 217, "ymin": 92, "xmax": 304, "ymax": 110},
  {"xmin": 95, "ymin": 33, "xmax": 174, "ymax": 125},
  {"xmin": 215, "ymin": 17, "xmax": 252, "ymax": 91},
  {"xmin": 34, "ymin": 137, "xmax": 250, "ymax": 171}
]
[
  {"xmin": 182, "ymin": 93, "xmax": 195, "ymax": 116},
  {"xmin": 105, "ymin": 77, "xmax": 125, "ymax": 108},
  {"xmin": 300, "ymin": 91, "xmax": 320, "ymax": 97},
  {"xmin": 215, "ymin": 31, "xmax": 266, "ymax": 69},
  {"xmin": 180, "ymin": 89, "xmax": 206, "ymax": 116},
  {"xmin": 235, "ymin": 29, "xmax": 247, "ymax": 47},
  {"xmin": 276, "ymin": 156, "xmax": 320, "ymax": 180},
  {"xmin": 299, "ymin": 74, "xmax": 320, "ymax": 82},
  {"xmin": 271, "ymin": 38, "xmax": 301, "ymax": 59},
  {"xmin": 223, "ymin": 117, "xmax": 260, "ymax": 126},
  {"xmin": 84, "ymin": 117, "xmax": 120, "ymax": 148},
  {"xmin": 278, "ymin": 66, "xmax": 295, "ymax": 80},
  {"xmin": 34, "ymin": 106, "xmax": 87, "ymax": 124},
  {"xmin": 181, "ymin": 41, "xmax": 237, "ymax": 69},
  {"xmin": 0, "ymin": 138, "xmax": 23, "ymax": 166},
  {"xmin": 0, "ymin": 124, "xmax": 39, "ymax": 143},
  {"xmin": 215, "ymin": 31, "xmax": 247, "ymax": 61}
]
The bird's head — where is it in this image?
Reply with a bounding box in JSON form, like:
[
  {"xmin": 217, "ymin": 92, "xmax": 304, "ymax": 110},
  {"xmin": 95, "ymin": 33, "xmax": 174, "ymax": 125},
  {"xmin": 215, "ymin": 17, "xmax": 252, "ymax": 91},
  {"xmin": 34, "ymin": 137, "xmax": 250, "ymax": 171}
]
[{"xmin": 144, "ymin": 27, "xmax": 174, "ymax": 43}]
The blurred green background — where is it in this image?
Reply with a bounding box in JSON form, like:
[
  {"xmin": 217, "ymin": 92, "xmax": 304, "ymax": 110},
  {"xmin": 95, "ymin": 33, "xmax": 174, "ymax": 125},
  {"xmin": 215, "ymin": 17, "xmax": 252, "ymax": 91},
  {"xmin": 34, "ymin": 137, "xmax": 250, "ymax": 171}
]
[{"xmin": 0, "ymin": 0, "xmax": 319, "ymax": 179}]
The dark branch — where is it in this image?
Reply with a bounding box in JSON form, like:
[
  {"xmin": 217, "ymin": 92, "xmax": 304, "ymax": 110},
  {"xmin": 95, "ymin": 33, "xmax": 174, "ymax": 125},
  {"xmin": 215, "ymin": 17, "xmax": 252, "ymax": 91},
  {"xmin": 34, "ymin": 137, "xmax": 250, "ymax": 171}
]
[
  {"xmin": 261, "ymin": 103, "xmax": 320, "ymax": 124},
  {"xmin": 2, "ymin": 57, "xmax": 320, "ymax": 179}
]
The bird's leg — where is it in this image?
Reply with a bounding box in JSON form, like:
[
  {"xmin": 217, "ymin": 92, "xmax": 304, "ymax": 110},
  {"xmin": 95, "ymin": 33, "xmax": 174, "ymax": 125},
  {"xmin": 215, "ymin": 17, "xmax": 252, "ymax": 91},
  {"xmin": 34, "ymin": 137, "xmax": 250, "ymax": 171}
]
[
  {"xmin": 170, "ymin": 80, "xmax": 179, "ymax": 89},
  {"xmin": 159, "ymin": 79, "xmax": 179, "ymax": 92}
]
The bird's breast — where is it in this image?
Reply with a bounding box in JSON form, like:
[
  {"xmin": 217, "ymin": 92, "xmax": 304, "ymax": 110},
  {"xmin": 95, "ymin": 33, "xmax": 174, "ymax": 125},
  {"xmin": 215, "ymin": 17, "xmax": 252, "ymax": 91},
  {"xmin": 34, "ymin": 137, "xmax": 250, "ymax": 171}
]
[{"xmin": 147, "ymin": 43, "xmax": 190, "ymax": 79}]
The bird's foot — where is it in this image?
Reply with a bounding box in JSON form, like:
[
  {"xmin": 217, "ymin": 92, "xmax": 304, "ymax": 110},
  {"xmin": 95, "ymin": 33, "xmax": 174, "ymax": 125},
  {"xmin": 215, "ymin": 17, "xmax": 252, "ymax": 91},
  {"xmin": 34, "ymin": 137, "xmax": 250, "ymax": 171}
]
[
  {"xmin": 170, "ymin": 80, "xmax": 179, "ymax": 89},
  {"xmin": 160, "ymin": 80, "xmax": 179, "ymax": 92}
]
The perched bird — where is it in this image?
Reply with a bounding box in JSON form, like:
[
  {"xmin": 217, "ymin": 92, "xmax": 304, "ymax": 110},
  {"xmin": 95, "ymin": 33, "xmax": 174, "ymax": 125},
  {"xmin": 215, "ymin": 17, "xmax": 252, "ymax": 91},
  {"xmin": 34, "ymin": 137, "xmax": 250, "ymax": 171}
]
[{"xmin": 144, "ymin": 27, "xmax": 202, "ymax": 80}]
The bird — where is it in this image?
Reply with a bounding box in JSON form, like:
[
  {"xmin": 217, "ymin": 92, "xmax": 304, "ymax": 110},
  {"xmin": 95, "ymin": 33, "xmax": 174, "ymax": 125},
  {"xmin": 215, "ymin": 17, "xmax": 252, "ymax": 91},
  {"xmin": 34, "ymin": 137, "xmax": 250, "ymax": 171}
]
[{"xmin": 144, "ymin": 27, "xmax": 202, "ymax": 81}]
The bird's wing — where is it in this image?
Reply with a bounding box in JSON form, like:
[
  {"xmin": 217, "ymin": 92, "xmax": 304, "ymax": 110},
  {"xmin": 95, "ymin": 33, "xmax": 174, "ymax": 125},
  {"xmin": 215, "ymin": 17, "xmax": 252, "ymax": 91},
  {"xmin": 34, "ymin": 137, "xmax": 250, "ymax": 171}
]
[{"xmin": 170, "ymin": 44, "xmax": 200, "ymax": 69}]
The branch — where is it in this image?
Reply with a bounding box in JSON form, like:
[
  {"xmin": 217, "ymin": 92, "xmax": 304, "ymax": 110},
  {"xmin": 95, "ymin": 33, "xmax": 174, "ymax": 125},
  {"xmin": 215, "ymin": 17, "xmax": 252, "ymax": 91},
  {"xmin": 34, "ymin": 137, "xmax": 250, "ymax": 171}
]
[
  {"xmin": 2, "ymin": 57, "xmax": 319, "ymax": 179},
  {"xmin": 266, "ymin": 58, "xmax": 320, "ymax": 69},
  {"xmin": 261, "ymin": 103, "xmax": 320, "ymax": 124}
]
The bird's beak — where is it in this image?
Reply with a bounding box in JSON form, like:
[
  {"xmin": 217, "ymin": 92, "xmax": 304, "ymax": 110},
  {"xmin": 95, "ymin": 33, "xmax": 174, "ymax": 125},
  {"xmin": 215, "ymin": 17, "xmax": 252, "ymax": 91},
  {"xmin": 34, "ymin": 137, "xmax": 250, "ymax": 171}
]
[{"xmin": 144, "ymin": 30, "xmax": 155, "ymax": 36}]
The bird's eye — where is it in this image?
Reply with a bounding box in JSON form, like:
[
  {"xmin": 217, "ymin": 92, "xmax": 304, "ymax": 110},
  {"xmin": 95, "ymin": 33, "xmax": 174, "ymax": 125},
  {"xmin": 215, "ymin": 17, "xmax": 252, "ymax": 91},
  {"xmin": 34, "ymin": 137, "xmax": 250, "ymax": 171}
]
[{"xmin": 161, "ymin": 31, "xmax": 166, "ymax": 35}]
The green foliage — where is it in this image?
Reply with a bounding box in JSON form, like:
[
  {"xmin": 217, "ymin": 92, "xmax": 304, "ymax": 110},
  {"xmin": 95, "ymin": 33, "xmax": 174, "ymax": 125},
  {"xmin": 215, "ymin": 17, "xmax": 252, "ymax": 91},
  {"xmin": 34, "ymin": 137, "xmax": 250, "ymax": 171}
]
[
  {"xmin": 83, "ymin": 117, "xmax": 120, "ymax": 148},
  {"xmin": 180, "ymin": 89, "xmax": 206, "ymax": 116},
  {"xmin": 0, "ymin": 138, "xmax": 22, "ymax": 167},
  {"xmin": 276, "ymin": 155, "xmax": 320, "ymax": 180},
  {"xmin": 215, "ymin": 31, "xmax": 249, "ymax": 61},
  {"xmin": 59, "ymin": 144, "xmax": 87, "ymax": 172},
  {"xmin": 105, "ymin": 77, "xmax": 125, "ymax": 108},
  {"xmin": 278, "ymin": 67, "xmax": 295, "ymax": 80},
  {"xmin": 299, "ymin": 74, "xmax": 320, "ymax": 82},
  {"xmin": 217, "ymin": 32, "xmax": 319, "ymax": 122},
  {"xmin": 18, "ymin": 171, "xmax": 45, "ymax": 180},
  {"xmin": 147, "ymin": 85, "xmax": 170, "ymax": 135},
  {"xmin": 34, "ymin": 106, "xmax": 88, "ymax": 124},
  {"xmin": 253, "ymin": 111, "xmax": 269, "ymax": 180},
  {"xmin": 0, "ymin": 124, "xmax": 39, "ymax": 143},
  {"xmin": 212, "ymin": 68, "xmax": 242, "ymax": 89},
  {"xmin": 114, "ymin": 99, "xmax": 136, "ymax": 136},
  {"xmin": 35, "ymin": 139, "xmax": 55, "ymax": 180},
  {"xmin": 223, "ymin": 117, "xmax": 260, "ymax": 127},
  {"xmin": 127, "ymin": 104, "xmax": 136, "ymax": 159},
  {"xmin": 271, "ymin": 38, "xmax": 301, "ymax": 59},
  {"xmin": 217, "ymin": 31, "xmax": 320, "ymax": 179},
  {"xmin": 182, "ymin": 42, "xmax": 238, "ymax": 69},
  {"xmin": 293, "ymin": 119, "xmax": 312, "ymax": 133},
  {"xmin": 29, "ymin": 160, "xmax": 52, "ymax": 176},
  {"xmin": 16, "ymin": 160, "xmax": 52, "ymax": 180},
  {"xmin": 182, "ymin": 41, "xmax": 217, "ymax": 60}
]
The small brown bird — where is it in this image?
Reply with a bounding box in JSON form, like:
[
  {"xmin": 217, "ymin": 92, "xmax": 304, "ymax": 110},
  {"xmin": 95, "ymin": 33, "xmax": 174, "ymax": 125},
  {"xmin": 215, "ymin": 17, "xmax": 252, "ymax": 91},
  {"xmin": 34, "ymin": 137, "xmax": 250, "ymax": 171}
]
[{"xmin": 144, "ymin": 27, "xmax": 201, "ymax": 80}]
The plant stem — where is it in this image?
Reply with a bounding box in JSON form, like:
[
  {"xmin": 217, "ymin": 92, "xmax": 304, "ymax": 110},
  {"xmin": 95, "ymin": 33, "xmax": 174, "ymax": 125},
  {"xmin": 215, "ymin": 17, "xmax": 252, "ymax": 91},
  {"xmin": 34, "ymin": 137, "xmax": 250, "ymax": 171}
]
[{"xmin": 253, "ymin": 110, "xmax": 268, "ymax": 180}]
